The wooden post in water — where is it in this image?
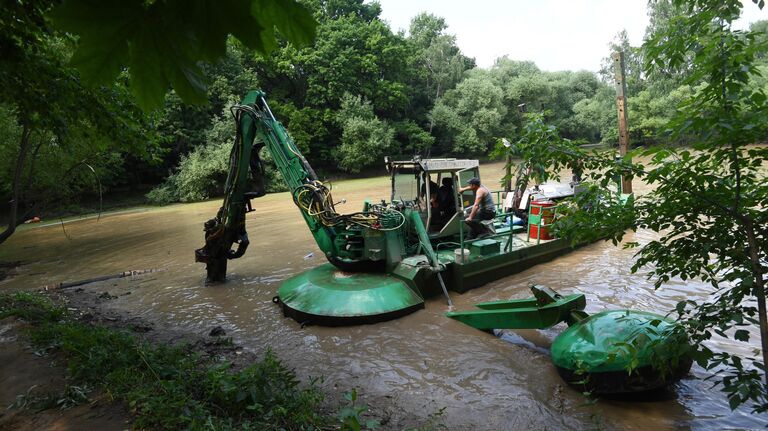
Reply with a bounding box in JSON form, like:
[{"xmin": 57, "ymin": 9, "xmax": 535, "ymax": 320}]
[{"xmin": 612, "ymin": 52, "xmax": 633, "ymax": 194}]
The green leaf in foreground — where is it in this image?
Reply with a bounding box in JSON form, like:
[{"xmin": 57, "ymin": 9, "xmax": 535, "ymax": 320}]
[{"xmin": 51, "ymin": 0, "xmax": 317, "ymax": 110}]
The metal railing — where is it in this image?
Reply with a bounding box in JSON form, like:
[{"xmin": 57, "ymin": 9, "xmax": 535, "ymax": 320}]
[
  {"xmin": 452, "ymin": 190, "xmax": 560, "ymax": 260},
  {"xmin": 454, "ymin": 189, "xmax": 524, "ymax": 258}
]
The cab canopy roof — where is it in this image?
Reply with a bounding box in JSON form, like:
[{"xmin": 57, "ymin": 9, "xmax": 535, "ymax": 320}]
[{"xmin": 388, "ymin": 157, "xmax": 479, "ymax": 173}]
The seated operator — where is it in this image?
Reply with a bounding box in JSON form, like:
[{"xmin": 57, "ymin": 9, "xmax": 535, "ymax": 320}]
[
  {"xmin": 457, "ymin": 177, "xmax": 496, "ymax": 239},
  {"xmin": 436, "ymin": 177, "xmax": 456, "ymax": 225},
  {"xmin": 420, "ymin": 177, "xmax": 439, "ymax": 210}
]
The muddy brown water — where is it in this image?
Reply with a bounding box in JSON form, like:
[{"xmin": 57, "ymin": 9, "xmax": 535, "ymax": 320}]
[{"xmin": 1, "ymin": 161, "xmax": 764, "ymax": 430}]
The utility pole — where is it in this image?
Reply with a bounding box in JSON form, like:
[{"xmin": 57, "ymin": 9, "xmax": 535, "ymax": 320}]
[{"xmin": 612, "ymin": 51, "xmax": 633, "ymax": 194}]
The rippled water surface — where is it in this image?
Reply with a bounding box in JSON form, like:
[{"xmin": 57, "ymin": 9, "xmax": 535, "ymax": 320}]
[{"xmin": 1, "ymin": 161, "xmax": 764, "ymax": 430}]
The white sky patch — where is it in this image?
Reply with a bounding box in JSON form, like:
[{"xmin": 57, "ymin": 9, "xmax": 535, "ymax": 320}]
[{"xmin": 377, "ymin": 0, "xmax": 767, "ymax": 71}]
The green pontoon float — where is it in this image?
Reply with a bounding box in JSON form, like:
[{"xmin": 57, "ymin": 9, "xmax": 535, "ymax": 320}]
[{"xmin": 447, "ymin": 286, "xmax": 693, "ymax": 394}]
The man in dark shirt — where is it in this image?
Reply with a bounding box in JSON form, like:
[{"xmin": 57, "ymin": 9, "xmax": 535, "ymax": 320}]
[{"xmin": 437, "ymin": 177, "xmax": 456, "ymax": 225}]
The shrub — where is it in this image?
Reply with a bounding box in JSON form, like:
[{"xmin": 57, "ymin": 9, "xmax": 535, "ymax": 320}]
[{"xmin": 148, "ymin": 112, "xmax": 288, "ymax": 204}]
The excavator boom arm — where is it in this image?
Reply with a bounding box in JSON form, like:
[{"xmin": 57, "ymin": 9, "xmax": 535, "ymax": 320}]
[{"xmin": 195, "ymin": 91, "xmax": 385, "ymax": 282}]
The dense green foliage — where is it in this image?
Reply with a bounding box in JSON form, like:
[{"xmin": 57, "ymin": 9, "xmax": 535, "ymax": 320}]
[
  {"xmin": 138, "ymin": 2, "xmax": 768, "ymax": 206},
  {"xmin": 51, "ymin": 0, "xmax": 317, "ymax": 110},
  {"xmin": 147, "ymin": 109, "xmax": 287, "ymax": 204},
  {"xmin": 336, "ymin": 93, "xmax": 396, "ymax": 172},
  {"xmin": 2, "ymin": 0, "xmax": 768, "ymax": 215},
  {"xmin": 0, "ymin": 292, "xmax": 337, "ymax": 429},
  {"xmin": 0, "ymin": 0, "xmax": 312, "ymax": 236},
  {"xmin": 0, "ymin": 1, "xmax": 152, "ymax": 241},
  {"xmin": 144, "ymin": 2, "xmax": 619, "ymax": 202},
  {"xmin": 637, "ymin": 0, "xmax": 768, "ymax": 412},
  {"xmin": 502, "ymin": 0, "xmax": 768, "ymax": 413}
]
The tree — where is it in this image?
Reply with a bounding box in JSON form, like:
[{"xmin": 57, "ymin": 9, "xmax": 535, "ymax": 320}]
[
  {"xmin": 641, "ymin": 0, "xmax": 690, "ymax": 92},
  {"xmin": 639, "ymin": 0, "xmax": 768, "ymax": 411},
  {"xmin": 626, "ymin": 84, "xmax": 693, "ymax": 145},
  {"xmin": 301, "ymin": 15, "xmax": 409, "ymax": 114},
  {"xmin": 0, "ymin": 1, "xmax": 150, "ymax": 244},
  {"xmin": 571, "ymin": 85, "xmax": 616, "ymax": 144},
  {"xmin": 335, "ymin": 93, "xmax": 394, "ymax": 172},
  {"xmin": 484, "ymin": 58, "xmax": 611, "ymax": 145},
  {"xmin": 408, "ymin": 12, "xmax": 448, "ymax": 49},
  {"xmin": 312, "ymin": 0, "xmax": 382, "ymax": 22},
  {"xmin": 548, "ymin": 71, "xmax": 603, "ymax": 140},
  {"xmin": 421, "ymin": 35, "xmax": 470, "ymax": 132},
  {"xmin": 407, "ymin": 13, "xmax": 473, "ymax": 133},
  {"xmin": 153, "ymin": 40, "xmax": 262, "ymax": 179},
  {"xmin": 248, "ymin": 1, "xmax": 420, "ymax": 167},
  {"xmin": 751, "ymin": 20, "xmax": 768, "ymax": 60},
  {"xmin": 430, "ymin": 70, "xmax": 508, "ymax": 155},
  {"xmin": 1, "ymin": 0, "xmax": 320, "ymax": 243},
  {"xmin": 148, "ymin": 108, "xmax": 286, "ymax": 204},
  {"xmin": 501, "ymin": 0, "xmax": 768, "ymax": 413},
  {"xmin": 598, "ymin": 30, "xmax": 645, "ymax": 93}
]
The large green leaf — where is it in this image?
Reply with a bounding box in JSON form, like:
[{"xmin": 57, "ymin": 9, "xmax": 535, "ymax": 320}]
[
  {"xmin": 51, "ymin": 0, "xmax": 138, "ymax": 85},
  {"xmin": 51, "ymin": 0, "xmax": 317, "ymax": 111}
]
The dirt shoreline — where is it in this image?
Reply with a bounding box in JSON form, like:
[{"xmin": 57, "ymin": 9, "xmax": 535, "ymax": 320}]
[
  {"xmin": 0, "ymin": 287, "xmax": 428, "ymax": 431},
  {"xmin": 0, "ymin": 316, "xmax": 129, "ymax": 430}
]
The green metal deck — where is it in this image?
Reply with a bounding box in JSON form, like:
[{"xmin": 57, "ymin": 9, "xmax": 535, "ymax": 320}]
[
  {"xmin": 435, "ymin": 230, "xmax": 574, "ymax": 294},
  {"xmin": 383, "ymin": 224, "xmax": 577, "ymax": 299}
]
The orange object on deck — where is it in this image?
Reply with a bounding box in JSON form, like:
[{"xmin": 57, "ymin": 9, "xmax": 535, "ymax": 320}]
[{"xmin": 528, "ymin": 200, "xmax": 556, "ymax": 241}]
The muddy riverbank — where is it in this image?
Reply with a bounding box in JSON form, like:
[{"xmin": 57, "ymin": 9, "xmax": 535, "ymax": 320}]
[
  {"xmin": 1, "ymin": 160, "xmax": 764, "ymax": 430},
  {"xmin": 1, "ymin": 288, "xmax": 427, "ymax": 429}
]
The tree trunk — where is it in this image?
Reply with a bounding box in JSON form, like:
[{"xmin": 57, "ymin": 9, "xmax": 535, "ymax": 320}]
[
  {"xmin": 0, "ymin": 124, "xmax": 32, "ymax": 245},
  {"xmin": 743, "ymin": 216, "xmax": 768, "ymax": 385},
  {"xmin": 428, "ymin": 82, "xmax": 441, "ymax": 135},
  {"xmin": 23, "ymin": 139, "xmax": 43, "ymax": 200}
]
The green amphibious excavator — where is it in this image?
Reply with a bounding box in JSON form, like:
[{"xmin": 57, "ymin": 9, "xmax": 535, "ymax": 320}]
[
  {"xmin": 196, "ymin": 90, "xmax": 582, "ymax": 325},
  {"xmin": 196, "ymin": 91, "xmax": 690, "ymax": 394}
]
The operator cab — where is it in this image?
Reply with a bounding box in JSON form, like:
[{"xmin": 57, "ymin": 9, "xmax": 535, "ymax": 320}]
[{"xmin": 385, "ymin": 156, "xmax": 480, "ymax": 238}]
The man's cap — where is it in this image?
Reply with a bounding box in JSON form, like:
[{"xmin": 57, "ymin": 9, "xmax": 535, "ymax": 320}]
[{"xmin": 467, "ymin": 177, "xmax": 481, "ymax": 186}]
